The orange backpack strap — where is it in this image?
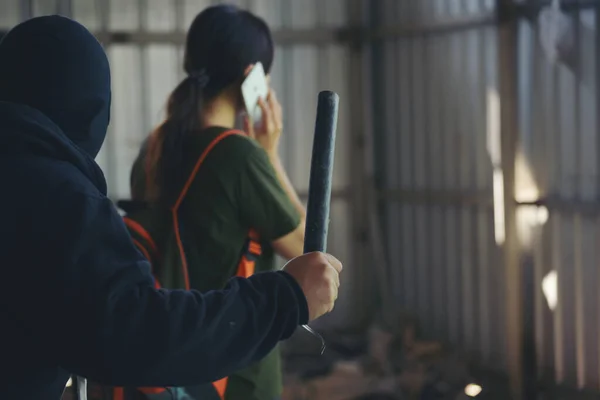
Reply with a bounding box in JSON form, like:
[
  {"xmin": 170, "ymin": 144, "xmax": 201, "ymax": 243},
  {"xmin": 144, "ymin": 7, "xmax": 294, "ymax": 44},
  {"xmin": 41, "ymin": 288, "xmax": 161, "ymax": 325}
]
[
  {"xmin": 137, "ymin": 387, "xmax": 170, "ymax": 396},
  {"xmin": 124, "ymin": 217, "xmax": 159, "ymax": 256},
  {"xmin": 118, "ymin": 218, "xmax": 168, "ymax": 396},
  {"xmin": 135, "ymin": 129, "xmax": 244, "ymax": 400},
  {"xmin": 216, "ymin": 234, "xmax": 261, "ymax": 400},
  {"xmin": 213, "ymin": 378, "xmax": 228, "ymax": 400},
  {"xmin": 236, "ymin": 229, "xmax": 261, "ymax": 278},
  {"xmin": 125, "ymin": 134, "xmax": 263, "ymax": 400},
  {"xmin": 112, "ymin": 387, "xmax": 124, "ymax": 400},
  {"xmin": 169, "ymin": 129, "xmax": 245, "ymax": 291}
]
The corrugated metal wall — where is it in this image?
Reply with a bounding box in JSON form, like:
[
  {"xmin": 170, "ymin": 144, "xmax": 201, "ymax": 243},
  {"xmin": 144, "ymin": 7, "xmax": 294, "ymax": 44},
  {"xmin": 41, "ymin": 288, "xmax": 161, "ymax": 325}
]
[
  {"xmin": 371, "ymin": 0, "xmax": 504, "ymax": 367},
  {"xmin": 0, "ymin": 0, "xmax": 363, "ymax": 328},
  {"xmin": 371, "ymin": 0, "xmax": 600, "ymax": 396},
  {"xmin": 519, "ymin": 7, "xmax": 600, "ymax": 392}
]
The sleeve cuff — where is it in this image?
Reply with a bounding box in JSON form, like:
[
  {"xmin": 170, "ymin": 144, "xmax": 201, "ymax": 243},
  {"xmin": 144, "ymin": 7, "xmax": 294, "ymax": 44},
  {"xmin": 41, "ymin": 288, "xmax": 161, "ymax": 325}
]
[
  {"xmin": 276, "ymin": 270, "xmax": 309, "ymax": 326},
  {"xmin": 264, "ymin": 215, "xmax": 302, "ymax": 243}
]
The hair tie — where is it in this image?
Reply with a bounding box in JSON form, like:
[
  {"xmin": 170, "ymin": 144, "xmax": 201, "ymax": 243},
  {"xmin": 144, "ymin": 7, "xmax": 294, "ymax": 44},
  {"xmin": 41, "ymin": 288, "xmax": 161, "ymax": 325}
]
[{"xmin": 188, "ymin": 69, "xmax": 210, "ymax": 88}]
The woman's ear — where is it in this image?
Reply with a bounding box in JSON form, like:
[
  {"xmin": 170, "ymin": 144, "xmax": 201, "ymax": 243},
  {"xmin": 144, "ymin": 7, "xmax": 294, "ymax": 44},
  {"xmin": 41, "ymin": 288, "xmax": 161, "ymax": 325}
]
[{"xmin": 243, "ymin": 64, "xmax": 255, "ymax": 77}]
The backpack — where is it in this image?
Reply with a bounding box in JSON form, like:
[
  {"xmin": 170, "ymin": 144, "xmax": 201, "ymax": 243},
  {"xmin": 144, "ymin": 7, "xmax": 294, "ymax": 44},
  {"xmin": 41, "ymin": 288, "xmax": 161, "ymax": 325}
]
[{"xmin": 97, "ymin": 129, "xmax": 262, "ymax": 400}]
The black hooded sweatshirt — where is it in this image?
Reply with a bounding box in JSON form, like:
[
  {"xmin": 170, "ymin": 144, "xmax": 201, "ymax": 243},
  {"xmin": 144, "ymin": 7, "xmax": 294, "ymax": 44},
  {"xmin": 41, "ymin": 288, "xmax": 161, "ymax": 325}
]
[{"xmin": 0, "ymin": 16, "xmax": 308, "ymax": 399}]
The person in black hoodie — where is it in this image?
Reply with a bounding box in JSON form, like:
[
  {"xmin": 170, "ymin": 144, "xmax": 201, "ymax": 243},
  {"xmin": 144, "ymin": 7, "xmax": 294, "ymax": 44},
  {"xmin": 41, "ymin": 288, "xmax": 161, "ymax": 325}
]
[{"xmin": 0, "ymin": 15, "xmax": 342, "ymax": 400}]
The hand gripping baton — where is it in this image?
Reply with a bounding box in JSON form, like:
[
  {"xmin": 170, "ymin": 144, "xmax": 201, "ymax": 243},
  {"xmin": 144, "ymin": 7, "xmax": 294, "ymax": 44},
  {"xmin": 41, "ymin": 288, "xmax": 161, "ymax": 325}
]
[{"xmin": 301, "ymin": 90, "xmax": 339, "ymax": 354}]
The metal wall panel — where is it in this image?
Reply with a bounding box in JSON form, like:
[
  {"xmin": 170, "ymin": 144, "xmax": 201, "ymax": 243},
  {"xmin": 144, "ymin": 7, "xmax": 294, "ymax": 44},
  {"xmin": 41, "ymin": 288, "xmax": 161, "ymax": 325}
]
[
  {"xmin": 373, "ymin": 0, "xmax": 506, "ymax": 369},
  {"xmin": 373, "ymin": 0, "xmax": 600, "ymax": 395},
  {"xmin": 520, "ymin": 9, "xmax": 600, "ymax": 391},
  {"xmin": 1, "ymin": 0, "xmax": 357, "ymax": 327},
  {"xmin": 0, "ymin": 0, "xmax": 23, "ymax": 24}
]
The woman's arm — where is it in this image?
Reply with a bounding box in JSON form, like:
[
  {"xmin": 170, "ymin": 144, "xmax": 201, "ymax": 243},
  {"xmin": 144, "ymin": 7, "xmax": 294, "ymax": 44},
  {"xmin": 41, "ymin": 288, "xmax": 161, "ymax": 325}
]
[
  {"xmin": 244, "ymin": 90, "xmax": 306, "ymax": 261},
  {"xmin": 267, "ymin": 152, "xmax": 306, "ymax": 260},
  {"xmin": 267, "ymin": 152, "xmax": 305, "ymax": 221}
]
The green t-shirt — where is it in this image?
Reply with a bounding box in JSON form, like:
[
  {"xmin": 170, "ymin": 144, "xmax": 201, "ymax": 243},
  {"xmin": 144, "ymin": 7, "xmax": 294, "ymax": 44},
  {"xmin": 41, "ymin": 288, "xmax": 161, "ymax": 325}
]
[{"xmin": 130, "ymin": 127, "xmax": 301, "ymax": 400}]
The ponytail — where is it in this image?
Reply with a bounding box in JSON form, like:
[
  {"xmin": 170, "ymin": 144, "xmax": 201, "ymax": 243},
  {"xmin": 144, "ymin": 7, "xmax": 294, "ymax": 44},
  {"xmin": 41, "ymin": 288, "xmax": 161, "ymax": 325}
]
[
  {"xmin": 145, "ymin": 74, "xmax": 206, "ymax": 205},
  {"xmin": 144, "ymin": 3, "xmax": 275, "ymax": 204}
]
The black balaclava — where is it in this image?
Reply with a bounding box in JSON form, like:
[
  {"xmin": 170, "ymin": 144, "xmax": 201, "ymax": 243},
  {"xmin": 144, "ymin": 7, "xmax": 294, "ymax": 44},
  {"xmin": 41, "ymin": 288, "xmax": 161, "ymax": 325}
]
[{"xmin": 0, "ymin": 15, "xmax": 111, "ymax": 158}]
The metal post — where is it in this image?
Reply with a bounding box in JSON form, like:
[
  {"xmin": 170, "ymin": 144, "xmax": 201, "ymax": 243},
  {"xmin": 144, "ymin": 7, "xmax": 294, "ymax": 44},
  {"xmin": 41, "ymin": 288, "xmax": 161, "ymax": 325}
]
[
  {"xmin": 596, "ymin": 0, "xmax": 600, "ymax": 201},
  {"xmin": 521, "ymin": 2, "xmax": 540, "ymax": 398},
  {"xmin": 138, "ymin": 0, "xmax": 150, "ymax": 137},
  {"xmin": 345, "ymin": 0, "xmax": 374, "ymax": 330},
  {"xmin": 366, "ymin": 0, "xmax": 391, "ymax": 329},
  {"xmin": 496, "ymin": 0, "xmax": 524, "ymax": 398},
  {"xmin": 93, "ymin": 0, "xmax": 116, "ymax": 197}
]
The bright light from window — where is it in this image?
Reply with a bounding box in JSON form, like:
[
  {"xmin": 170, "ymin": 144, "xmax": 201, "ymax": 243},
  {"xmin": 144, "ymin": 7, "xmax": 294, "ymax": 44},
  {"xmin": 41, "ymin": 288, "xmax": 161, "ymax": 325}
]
[
  {"xmin": 492, "ymin": 169, "xmax": 505, "ymax": 245},
  {"xmin": 487, "ymin": 86, "xmax": 548, "ymax": 247},
  {"xmin": 542, "ymin": 270, "xmax": 558, "ymax": 311},
  {"xmin": 486, "ymin": 88, "xmax": 501, "ymax": 167},
  {"xmin": 66, "ymin": 377, "xmax": 73, "ymax": 387},
  {"xmin": 536, "ymin": 206, "xmax": 549, "ymax": 225},
  {"xmin": 487, "ymin": 88, "xmax": 505, "ymax": 246},
  {"xmin": 465, "ymin": 383, "xmax": 483, "ymax": 397}
]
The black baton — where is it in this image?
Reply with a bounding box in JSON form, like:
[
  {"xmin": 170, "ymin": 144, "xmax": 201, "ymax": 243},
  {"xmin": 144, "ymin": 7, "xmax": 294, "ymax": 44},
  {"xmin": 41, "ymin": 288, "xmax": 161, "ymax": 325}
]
[
  {"xmin": 304, "ymin": 91, "xmax": 339, "ymax": 254},
  {"xmin": 301, "ymin": 90, "xmax": 339, "ymax": 353}
]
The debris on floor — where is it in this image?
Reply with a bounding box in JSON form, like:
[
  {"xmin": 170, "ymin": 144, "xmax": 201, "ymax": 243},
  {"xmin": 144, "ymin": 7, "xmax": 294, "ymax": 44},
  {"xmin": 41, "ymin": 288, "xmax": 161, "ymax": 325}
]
[{"xmin": 282, "ymin": 313, "xmax": 474, "ymax": 400}]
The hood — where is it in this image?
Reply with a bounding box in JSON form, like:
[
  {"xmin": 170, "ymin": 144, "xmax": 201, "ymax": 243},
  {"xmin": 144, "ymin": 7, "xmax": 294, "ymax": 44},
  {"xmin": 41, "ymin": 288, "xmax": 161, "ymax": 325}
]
[{"xmin": 0, "ymin": 15, "xmax": 111, "ymax": 158}]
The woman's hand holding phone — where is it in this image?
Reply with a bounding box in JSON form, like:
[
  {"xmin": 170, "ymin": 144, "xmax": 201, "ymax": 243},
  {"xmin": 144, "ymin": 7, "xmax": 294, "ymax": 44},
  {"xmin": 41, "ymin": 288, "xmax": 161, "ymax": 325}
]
[{"xmin": 244, "ymin": 89, "xmax": 283, "ymax": 157}]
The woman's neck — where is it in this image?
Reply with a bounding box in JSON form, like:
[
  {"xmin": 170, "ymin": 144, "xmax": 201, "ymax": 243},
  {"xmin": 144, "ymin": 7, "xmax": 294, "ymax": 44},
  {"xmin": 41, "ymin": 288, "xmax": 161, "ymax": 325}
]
[{"xmin": 202, "ymin": 95, "xmax": 237, "ymax": 129}]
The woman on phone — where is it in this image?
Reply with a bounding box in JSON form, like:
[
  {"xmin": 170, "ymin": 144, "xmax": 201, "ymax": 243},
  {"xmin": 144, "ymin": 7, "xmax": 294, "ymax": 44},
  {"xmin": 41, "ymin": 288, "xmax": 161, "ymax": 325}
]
[{"xmin": 127, "ymin": 4, "xmax": 306, "ymax": 400}]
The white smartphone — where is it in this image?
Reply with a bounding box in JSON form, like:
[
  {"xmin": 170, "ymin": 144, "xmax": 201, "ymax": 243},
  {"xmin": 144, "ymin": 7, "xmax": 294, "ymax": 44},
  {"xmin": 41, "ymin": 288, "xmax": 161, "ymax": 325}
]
[{"xmin": 241, "ymin": 62, "xmax": 269, "ymax": 125}]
